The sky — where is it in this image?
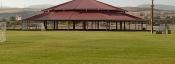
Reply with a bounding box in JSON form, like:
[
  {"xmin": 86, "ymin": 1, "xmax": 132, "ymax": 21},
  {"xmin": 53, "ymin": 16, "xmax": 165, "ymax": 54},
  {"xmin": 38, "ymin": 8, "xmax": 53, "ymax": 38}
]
[{"xmin": 1, "ymin": 0, "xmax": 175, "ymax": 8}]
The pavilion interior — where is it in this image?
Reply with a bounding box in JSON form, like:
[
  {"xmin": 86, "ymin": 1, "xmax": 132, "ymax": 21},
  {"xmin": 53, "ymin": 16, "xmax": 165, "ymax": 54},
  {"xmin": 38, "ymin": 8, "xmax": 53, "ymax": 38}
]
[{"xmin": 22, "ymin": 21, "xmax": 146, "ymax": 31}]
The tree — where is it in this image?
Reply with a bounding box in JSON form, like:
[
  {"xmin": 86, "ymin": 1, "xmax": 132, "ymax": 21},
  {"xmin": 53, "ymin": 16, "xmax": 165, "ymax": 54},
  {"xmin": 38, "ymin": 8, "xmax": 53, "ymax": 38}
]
[
  {"xmin": 9, "ymin": 16, "xmax": 16, "ymax": 21},
  {"xmin": 8, "ymin": 16, "xmax": 18, "ymax": 29},
  {"xmin": 165, "ymin": 16, "xmax": 171, "ymax": 19},
  {"xmin": 144, "ymin": 16, "xmax": 149, "ymax": 20},
  {"xmin": 155, "ymin": 16, "xmax": 161, "ymax": 19},
  {"xmin": 1, "ymin": 18, "xmax": 7, "ymax": 22},
  {"xmin": 172, "ymin": 16, "xmax": 175, "ymax": 24},
  {"xmin": 140, "ymin": 12, "xmax": 145, "ymax": 16}
]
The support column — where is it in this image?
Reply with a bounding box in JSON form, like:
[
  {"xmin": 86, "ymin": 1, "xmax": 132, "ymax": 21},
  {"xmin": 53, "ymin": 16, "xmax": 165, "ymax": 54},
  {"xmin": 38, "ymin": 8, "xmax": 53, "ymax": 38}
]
[
  {"xmin": 109, "ymin": 21, "xmax": 111, "ymax": 30},
  {"xmin": 124, "ymin": 21, "xmax": 126, "ymax": 31},
  {"xmin": 129, "ymin": 21, "xmax": 131, "ymax": 30},
  {"xmin": 106, "ymin": 22, "xmax": 109, "ymax": 30},
  {"xmin": 68, "ymin": 21, "xmax": 70, "ymax": 30},
  {"xmin": 116, "ymin": 21, "xmax": 118, "ymax": 30},
  {"xmin": 73, "ymin": 21, "xmax": 76, "ymax": 30},
  {"xmin": 54, "ymin": 21, "xmax": 56, "ymax": 30},
  {"xmin": 97, "ymin": 21, "xmax": 100, "ymax": 30},
  {"xmin": 135, "ymin": 22, "xmax": 137, "ymax": 30},
  {"xmin": 120, "ymin": 22, "xmax": 122, "ymax": 30},
  {"xmin": 26, "ymin": 21, "xmax": 28, "ymax": 30},
  {"xmin": 83, "ymin": 21, "xmax": 86, "ymax": 30},
  {"xmin": 141, "ymin": 21, "xmax": 144, "ymax": 30},
  {"xmin": 44, "ymin": 21, "xmax": 47, "ymax": 30},
  {"xmin": 91, "ymin": 21, "xmax": 94, "ymax": 29},
  {"xmin": 28, "ymin": 21, "xmax": 31, "ymax": 30},
  {"xmin": 56, "ymin": 21, "xmax": 58, "ymax": 29},
  {"xmin": 87, "ymin": 21, "xmax": 89, "ymax": 30},
  {"xmin": 94, "ymin": 21, "xmax": 96, "ymax": 30},
  {"xmin": 106, "ymin": 21, "xmax": 108, "ymax": 30},
  {"xmin": 138, "ymin": 22, "xmax": 140, "ymax": 30}
]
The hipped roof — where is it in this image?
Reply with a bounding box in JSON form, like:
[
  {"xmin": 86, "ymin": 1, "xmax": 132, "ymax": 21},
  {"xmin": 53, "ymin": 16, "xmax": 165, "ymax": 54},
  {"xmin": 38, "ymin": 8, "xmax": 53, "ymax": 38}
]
[
  {"xmin": 24, "ymin": 0, "xmax": 142, "ymax": 21},
  {"xmin": 43, "ymin": 0, "xmax": 126, "ymax": 11}
]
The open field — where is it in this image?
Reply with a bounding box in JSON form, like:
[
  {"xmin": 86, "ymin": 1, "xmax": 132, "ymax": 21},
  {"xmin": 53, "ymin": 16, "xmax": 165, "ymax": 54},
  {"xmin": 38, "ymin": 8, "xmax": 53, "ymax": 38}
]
[{"xmin": 0, "ymin": 31, "xmax": 175, "ymax": 64}]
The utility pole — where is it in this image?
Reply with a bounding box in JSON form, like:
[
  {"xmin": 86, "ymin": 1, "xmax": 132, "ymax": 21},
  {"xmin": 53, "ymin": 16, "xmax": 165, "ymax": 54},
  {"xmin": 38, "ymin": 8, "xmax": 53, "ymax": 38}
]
[{"xmin": 151, "ymin": 0, "xmax": 154, "ymax": 34}]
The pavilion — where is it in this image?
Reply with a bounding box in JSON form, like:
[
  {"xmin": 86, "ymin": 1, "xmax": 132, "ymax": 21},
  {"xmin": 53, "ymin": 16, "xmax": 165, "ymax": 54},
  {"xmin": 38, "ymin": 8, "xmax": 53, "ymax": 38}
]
[{"xmin": 23, "ymin": 0, "xmax": 146, "ymax": 31}]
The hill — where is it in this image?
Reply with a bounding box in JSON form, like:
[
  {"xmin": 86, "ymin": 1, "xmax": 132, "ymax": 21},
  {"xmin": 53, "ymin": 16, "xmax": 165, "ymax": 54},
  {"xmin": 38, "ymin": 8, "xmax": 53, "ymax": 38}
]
[
  {"xmin": 0, "ymin": 8, "xmax": 40, "ymax": 20},
  {"xmin": 121, "ymin": 7, "xmax": 161, "ymax": 12},
  {"xmin": 27, "ymin": 4, "xmax": 54, "ymax": 9},
  {"xmin": 1, "ymin": 4, "xmax": 175, "ymax": 20},
  {"xmin": 138, "ymin": 4, "xmax": 175, "ymax": 11}
]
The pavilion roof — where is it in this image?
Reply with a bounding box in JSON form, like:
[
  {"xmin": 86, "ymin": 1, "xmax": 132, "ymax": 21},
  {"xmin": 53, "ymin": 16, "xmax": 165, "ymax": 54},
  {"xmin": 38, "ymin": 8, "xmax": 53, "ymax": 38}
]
[
  {"xmin": 24, "ymin": 0, "xmax": 143, "ymax": 21},
  {"xmin": 43, "ymin": 0, "xmax": 126, "ymax": 11},
  {"xmin": 25, "ymin": 11, "xmax": 142, "ymax": 21}
]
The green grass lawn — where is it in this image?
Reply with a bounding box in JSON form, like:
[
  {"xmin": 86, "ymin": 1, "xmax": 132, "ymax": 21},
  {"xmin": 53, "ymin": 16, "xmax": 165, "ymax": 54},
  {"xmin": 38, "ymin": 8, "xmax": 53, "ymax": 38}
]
[{"xmin": 1, "ymin": 31, "xmax": 175, "ymax": 64}]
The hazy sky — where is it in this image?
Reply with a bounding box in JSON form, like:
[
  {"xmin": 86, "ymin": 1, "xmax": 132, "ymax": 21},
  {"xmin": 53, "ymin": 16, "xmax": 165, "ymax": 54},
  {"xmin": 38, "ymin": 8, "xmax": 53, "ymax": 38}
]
[{"xmin": 1, "ymin": 0, "xmax": 175, "ymax": 8}]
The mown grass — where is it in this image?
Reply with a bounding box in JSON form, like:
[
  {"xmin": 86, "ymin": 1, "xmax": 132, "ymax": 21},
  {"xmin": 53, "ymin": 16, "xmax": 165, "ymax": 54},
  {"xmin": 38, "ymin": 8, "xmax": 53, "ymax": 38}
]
[{"xmin": 0, "ymin": 31, "xmax": 175, "ymax": 64}]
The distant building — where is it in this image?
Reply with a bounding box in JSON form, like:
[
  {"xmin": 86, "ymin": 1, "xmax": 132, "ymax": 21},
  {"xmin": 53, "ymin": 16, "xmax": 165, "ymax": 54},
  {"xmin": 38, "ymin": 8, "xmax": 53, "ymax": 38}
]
[{"xmin": 16, "ymin": 16, "xmax": 22, "ymax": 21}]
